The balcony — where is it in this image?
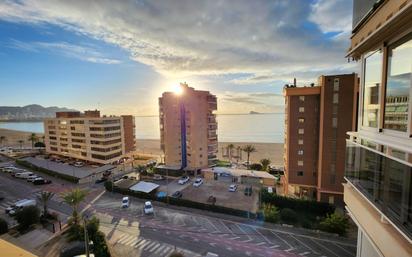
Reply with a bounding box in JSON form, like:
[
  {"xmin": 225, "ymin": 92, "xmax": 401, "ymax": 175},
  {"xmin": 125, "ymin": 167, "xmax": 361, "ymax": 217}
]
[{"xmin": 345, "ymin": 140, "xmax": 412, "ymax": 239}]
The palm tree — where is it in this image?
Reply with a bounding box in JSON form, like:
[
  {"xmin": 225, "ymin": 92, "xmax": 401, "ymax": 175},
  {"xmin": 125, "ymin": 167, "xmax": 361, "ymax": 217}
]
[
  {"xmin": 62, "ymin": 188, "xmax": 88, "ymax": 225},
  {"xmin": 260, "ymin": 158, "xmax": 271, "ymax": 171},
  {"xmin": 18, "ymin": 139, "xmax": 24, "ymax": 149},
  {"xmin": 242, "ymin": 145, "xmax": 256, "ymax": 169},
  {"xmin": 0, "ymin": 136, "xmax": 6, "ymax": 146},
  {"xmin": 37, "ymin": 191, "xmax": 55, "ymax": 216},
  {"xmin": 226, "ymin": 144, "xmax": 235, "ymax": 161},
  {"xmin": 28, "ymin": 133, "xmax": 38, "ymax": 148}
]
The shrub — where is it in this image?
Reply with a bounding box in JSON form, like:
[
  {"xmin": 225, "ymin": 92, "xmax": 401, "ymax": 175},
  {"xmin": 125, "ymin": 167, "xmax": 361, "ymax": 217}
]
[
  {"xmin": 66, "ymin": 223, "xmax": 84, "ymax": 242},
  {"xmin": 86, "ymin": 217, "xmax": 100, "ymax": 239},
  {"xmin": 280, "ymin": 208, "xmax": 298, "ymax": 224},
  {"xmin": 34, "ymin": 142, "xmax": 45, "ymax": 147},
  {"xmin": 319, "ymin": 213, "xmax": 349, "ymax": 236},
  {"xmin": 169, "ymin": 252, "xmax": 184, "ymax": 257},
  {"xmin": 92, "ymin": 231, "xmax": 110, "ymax": 257},
  {"xmin": 104, "ymin": 181, "xmax": 113, "ymax": 192},
  {"xmin": 0, "ymin": 218, "xmax": 8, "ymax": 235},
  {"xmin": 262, "ymin": 204, "xmax": 279, "ymax": 223},
  {"xmin": 249, "ymin": 163, "xmax": 263, "ymax": 171},
  {"xmin": 261, "ymin": 189, "xmax": 335, "ymax": 217},
  {"xmin": 15, "ymin": 206, "xmax": 40, "ymax": 231}
]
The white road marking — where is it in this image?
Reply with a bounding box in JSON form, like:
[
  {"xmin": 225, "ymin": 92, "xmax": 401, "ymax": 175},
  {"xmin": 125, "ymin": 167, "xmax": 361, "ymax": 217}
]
[
  {"xmin": 269, "ymin": 245, "xmax": 280, "ymax": 248},
  {"xmin": 143, "ymin": 241, "xmax": 156, "ymax": 250},
  {"xmin": 333, "ymin": 242, "xmax": 356, "ymax": 256},
  {"xmin": 134, "ymin": 239, "xmax": 147, "ymax": 248},
  {"xmin": 149, "ymin": 243, "xmax": 161, "ymax": 252},
  {"xmin": 230, "ymin": 236, "xmax": 240, "ymax": 240},
  {"xmin": 255, "ymin": 242, "xmax": 266, "ymax": 246},
  {"xmin": 292, "ymin": 235, "xmax": 319, "ymax": 254},
  {"xmin": 299, "ymin": 251, "xmax": 310, "ymax": 256},
  {"xmin": 270, "ymin": 231, "xmax": 294, "ymax": 250}
]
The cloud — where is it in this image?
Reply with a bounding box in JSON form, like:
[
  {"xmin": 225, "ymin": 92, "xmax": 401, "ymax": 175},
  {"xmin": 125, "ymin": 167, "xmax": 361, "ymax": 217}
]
[
  {"xmin": 0, "ymin": 0, "xmax": 355, "ymax": 82},
  {"xmin": 309, "ymin": 0, "xmax": 353, "ymax": 34},
  {"xmin": 7, "ymin": 39, "xmax": 120, "ymax": 64}
]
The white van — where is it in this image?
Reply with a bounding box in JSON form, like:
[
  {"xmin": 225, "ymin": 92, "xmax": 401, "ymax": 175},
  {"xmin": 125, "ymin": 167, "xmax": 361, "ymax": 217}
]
[
  {"xmin": 15, "ymin": 172, "xmax": 34, "ymax": 179},
  {"xmin": 9, "ymin": 199, "xmax": 36, "ymax": 215},
  {"xmin": 5, "ymin": 199, "xmax": 29, "ymax": 213}
]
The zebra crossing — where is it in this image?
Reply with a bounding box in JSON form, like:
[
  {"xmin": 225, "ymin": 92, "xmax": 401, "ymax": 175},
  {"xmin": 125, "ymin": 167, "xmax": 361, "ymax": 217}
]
[{"xmin": 114, "ymin": 233, "xmax": 201, "ymax": 257}]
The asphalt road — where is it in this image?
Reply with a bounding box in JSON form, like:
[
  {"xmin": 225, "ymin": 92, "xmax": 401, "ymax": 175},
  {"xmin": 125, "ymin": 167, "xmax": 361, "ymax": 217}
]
[{"xmin": 91, "ymin": 193, "xmax": 357, "ymax": 257}]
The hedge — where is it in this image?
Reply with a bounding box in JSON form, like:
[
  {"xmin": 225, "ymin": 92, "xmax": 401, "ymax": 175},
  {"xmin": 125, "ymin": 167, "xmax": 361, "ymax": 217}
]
[
  {"xmin": 261, "ymin": 189, "xmax": 335, "ymax": 217},
  {"xmin": 153, "ymin": 167, "xmax": 184, "ymax": 177},
  {"xmin": 105, "ymin": 181, "xmax": 256, "ymax": 218},
  {"xmin": 16, "ymin": 159, "xmax": 79, "ymax": 183}
]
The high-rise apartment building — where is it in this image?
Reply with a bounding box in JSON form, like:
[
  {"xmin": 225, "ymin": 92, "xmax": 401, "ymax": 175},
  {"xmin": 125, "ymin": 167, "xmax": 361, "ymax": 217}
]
[
  {"xmin": 283, "ymin": 74, "xmax": 358, "ymax": 206},
  {"xmin": 44, "ymin": 110, "xmax": 135, "ymax": 165},
  {"xmin": 159, "ymin": 83, "xmax": 218, "ymax": 170},
  {"xmin": 344, "ymin": 0, "xmax": 412, "ymax": 256}
]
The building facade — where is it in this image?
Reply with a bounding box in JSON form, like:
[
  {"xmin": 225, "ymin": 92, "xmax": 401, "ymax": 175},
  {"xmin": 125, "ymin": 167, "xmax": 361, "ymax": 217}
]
[
  {"xmin": 344, "ymin": 0, "xmax": 412, "ymax": 256},
  {"xmin": 44, "ymin": 110, "xmax": 135, "ymax": 165},
  {"xmin": 159, "ymin": 83, "xmax": 217, "ymax": 170},
  {"xmin": 283, "ymin": 74, "xmax": 358, "ymax": 206}
]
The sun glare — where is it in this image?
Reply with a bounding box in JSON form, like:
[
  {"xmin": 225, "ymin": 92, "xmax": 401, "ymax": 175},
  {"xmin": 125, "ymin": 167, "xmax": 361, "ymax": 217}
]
[{"xmin": 172, "ymin": 84, "xmax": 183, "ymax": 95}]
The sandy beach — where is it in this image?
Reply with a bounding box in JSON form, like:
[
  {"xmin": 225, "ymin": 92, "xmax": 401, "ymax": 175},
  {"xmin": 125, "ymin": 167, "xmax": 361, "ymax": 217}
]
[{"xmin": 0, "ymin": 128, "xmax": 284, "ymax": 166}]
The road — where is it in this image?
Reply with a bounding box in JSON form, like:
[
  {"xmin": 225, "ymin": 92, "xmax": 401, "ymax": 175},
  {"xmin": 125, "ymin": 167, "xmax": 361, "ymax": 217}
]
[{"xmin": 91, "ymin": 193, "xmax": 357, "ymax": 257}]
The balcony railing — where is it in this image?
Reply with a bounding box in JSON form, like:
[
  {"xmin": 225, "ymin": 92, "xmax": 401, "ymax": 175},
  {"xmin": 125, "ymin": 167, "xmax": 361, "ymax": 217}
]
[{"xmin": 345, "ymin": 140, "xmax": 412, "ymax": 239}]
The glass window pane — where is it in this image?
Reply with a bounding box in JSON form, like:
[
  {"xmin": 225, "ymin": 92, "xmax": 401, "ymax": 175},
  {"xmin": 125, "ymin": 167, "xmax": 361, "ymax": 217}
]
[
  {"xmin": 362, "ymin": 50, "xmax": 383, "ymax": 128},
  {"xmin": 384, "ymin": 36, "xmax": 411, "ymax": 132}
]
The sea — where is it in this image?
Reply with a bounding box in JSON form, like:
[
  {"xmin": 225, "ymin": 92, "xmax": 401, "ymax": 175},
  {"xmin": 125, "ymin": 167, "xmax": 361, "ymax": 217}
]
[{"xmin": 0, "ymin": 113, "xmax": 285, "ymax": 143}]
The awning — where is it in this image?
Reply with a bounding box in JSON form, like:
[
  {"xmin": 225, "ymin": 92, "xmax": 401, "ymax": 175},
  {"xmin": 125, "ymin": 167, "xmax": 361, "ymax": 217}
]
[{"xmin": 129, "ymin": 181, "xmax": 159, "ymax": 193}]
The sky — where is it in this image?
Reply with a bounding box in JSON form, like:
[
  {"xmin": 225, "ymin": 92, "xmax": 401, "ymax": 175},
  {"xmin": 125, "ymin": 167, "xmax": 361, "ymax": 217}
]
[{"xmin": 0, "ymin": 0, "xmax": 357, "ymax": 116}]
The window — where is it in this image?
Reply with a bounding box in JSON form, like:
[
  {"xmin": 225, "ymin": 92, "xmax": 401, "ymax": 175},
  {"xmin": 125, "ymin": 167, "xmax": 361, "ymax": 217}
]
[
  {"xmin": 333, "ymin": 93, "xmax": 339, "ymax": 104},
  {"xmin": 332, "ymin": 105, "xmax": 338, "ymax": 114},
  {"xmin": 297, "ymin": 171, "xmax": 304, "ymax": 176},
  {"xmin": 299, "ymin": 96, "xmax": 305, "ymax": 101},
  {"xmin": 298, "ymin": 118, "xmax": 305, "ymax": 123},
  {"xmin": 333, "ymin": 79, "xmax": 340, "ymax": 91},
  {"xmin": 384, "ymin": 34, "xmax": 411, "ymax": 132},
  {"xmin": 362, "ymin": 49, "xmax": 383, "ymax": 128},
  {"xmin": 298, "ymin": 160, "xmax": 303, "ymax": 166},
  {"xmin": 298, "ymin": 139, "xmax": 303, "ymax": 145},
  {"xmin": 298, "ymin": 150, "xmax": 304, "ymax": 155},
  {"xmin": 332, "ymin": 117, "xmax": 338, "ymax": 128},
  {"xmin": 299, "ymin": 107, "xmax": 305, "ymax": 113},
  {"xmin": 298, "ymin": 128, "xmax": 304, "ymax": 134}
]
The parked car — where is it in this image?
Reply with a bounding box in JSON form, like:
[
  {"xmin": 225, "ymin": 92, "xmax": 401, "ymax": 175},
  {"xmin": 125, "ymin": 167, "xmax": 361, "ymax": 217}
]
[
  {"xmin": 193, "ymin": 178, "xmax": 203, "ymax": 187},
  {"xmin": 153, "ymin": 174, "xmax": 165, "ymax": 180},
  {"xmin": 95, "ymin": 177, "xmax": 107, "ymax": 184},
  {"xmin": 144, "ymin": 201, "xmax": 154, "ymax": 215},
  {"xmin": 171, "ymin": 191, "xmax": 182, "ymax": 199},
  {"xmin": 228, "ymin": 184, "xmax": 237, "ymax": 192},
  {"xmin": 33, "ymin": 178, "xmax": 52, "ymax": 185},
  {"xmin": 27, "ymin": 175, "xmax": 41, "ymax": 182},
  {"xmin": 15, "ymin": 172, "xmax": 34, "ymax": 179},
  {"xmin": 178, "ymin": 176, "xmax": 190, "ymax": 185},
  {"xmin": 121, "ymin": 197, "xmax": 129, "ymax": 208},
  {"xmin": 6, "ymin": 199, "xmax": 29, "ymax": 214},
  {"xmin": 244, "ymin": 186, "xmax": 252, "ymax": 196},
  {"xmin": 8, "ymin": 199, "xmax": 36, "ymax": 216},
  {"xmin": 73, "ymin": 161, "xmax": 84, "ymax": 167}
]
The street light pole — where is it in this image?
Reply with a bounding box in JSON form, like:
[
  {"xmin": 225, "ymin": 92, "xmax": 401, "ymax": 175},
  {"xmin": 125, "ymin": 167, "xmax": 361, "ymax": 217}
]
[{"xmin": 83, "ymin": 218, "xmax": 90, "ymax": 257}]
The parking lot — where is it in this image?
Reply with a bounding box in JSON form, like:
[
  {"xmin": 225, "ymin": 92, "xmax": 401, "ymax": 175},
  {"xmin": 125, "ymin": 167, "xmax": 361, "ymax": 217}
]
[{"xmin": 180, "ymin": 178, "xmax": 259, "ymax": 212}]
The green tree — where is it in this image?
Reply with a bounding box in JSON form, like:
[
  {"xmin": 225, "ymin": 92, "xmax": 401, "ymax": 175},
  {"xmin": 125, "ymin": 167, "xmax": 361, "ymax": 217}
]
[
  {"xmin": 28, "ymin": 133, "xmax": 38, "ymax": 148},
  {"xmin": 280, "ymin": 208, "xmax": 298, "ymax": 224},
  {"xmin": 250, "ymin": 163, "xmax": 263, "ymax": 171},
  {"xmin": 226, "ymin": 143, "xmax": 235, "ymax": 161},
  {"xmin": 15, "ymin": 206, "xmax": 40, "ymax": 231},
  {"xmin": 0, "ymin": 218, "xmax": 8, "ymax": 235},
  {"xmin": 37, "ymin": 191, "xmax": 55, "ymax": 216},
  {"xmin": 0, "ymin": 136, "xmax": 6, "ymax": 146},
  {"xmin": 242, "ymin": 145, "xmax": 256, "ymax": 169},
  {"xmin": 34, "ymin": 141, "xmax": 45, "ymax": 148},
  {"xmin": 18, "ymin": 139, "xmax": 24, "ymax": 149},
  {"xmin": 262, "ymin": 203, "xmax": 279, "ymax": 223},
  {"xmin": 260, "ymin": 158, "xmax": 271, "ymax": 171},
  {"xmin": 62, "ymin": 188, "xmax": 88, "ymax": 225},
  {"xmin": 86, "ymin": 216, "xmax": 100, "ymax": 239},
  {"xmin": 319, "ymin": 212, "xmax": 349, "ymax": 236}
]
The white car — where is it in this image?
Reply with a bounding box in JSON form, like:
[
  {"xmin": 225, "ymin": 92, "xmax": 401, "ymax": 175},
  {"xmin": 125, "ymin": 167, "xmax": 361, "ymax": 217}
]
[
  {"xmin": 9, "ymin": 199, "xmax": 36, "ymax": 216},
  {"xmin": 228, "ymin": 184, "xmax": 237, "ymax": 192},
  {"xmin": 178, "ymin": 176, "xmax": 190, "ymax": 185},
  {"xmin": 5, "ymin": 199, "xmax": 29, "ymax": 213},
  {"xmin": 193, "ymin": 178, "xmax": 203, "ymax": 187},
  {"xmin": 15, "ymin": 172, "xmax": 34, "ymax": 179},
  {"xmin": 121, "ymin": 197, "xmax": 129, "ymax": 208},
  {"xmin": 74, "ymin": 161, "xmax": 84, "ymax": 167},
  {"xmin": 144, "ymin": 201, "xmax": 154, "ymax": 215},
  {"xmin": 27, "ymin": 175, "xmax": 41, "ymax": 182}
]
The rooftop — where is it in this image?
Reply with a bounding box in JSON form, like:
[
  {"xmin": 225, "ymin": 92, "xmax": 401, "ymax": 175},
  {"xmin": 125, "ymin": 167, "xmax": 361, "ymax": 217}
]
[{"xmin": 203, "ymin": 167, "xmax": 276, "ymax": 180}]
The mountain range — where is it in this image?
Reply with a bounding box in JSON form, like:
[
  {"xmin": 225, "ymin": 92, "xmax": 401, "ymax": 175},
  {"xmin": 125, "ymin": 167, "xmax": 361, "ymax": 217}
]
[{"xmin": 0, "ymin": 104, "xmax": 77, "ymax": 121}]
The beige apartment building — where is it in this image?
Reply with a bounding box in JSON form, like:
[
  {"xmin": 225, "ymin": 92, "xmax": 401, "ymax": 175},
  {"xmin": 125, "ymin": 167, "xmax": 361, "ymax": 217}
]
[
  {"xmin": 44, "ymin": 110, "xmax": 135, "ymax": 165},
  {"xmin": 159, "ymin": 83, "xmax": 218, "ymax": 171},
  {"xmin": 283, "ymin": 74, "xmax": 358, "ymax": 206},
  {"xmin": 344, "ymin": 0, "xmax": 412, "ymax": 256}
]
